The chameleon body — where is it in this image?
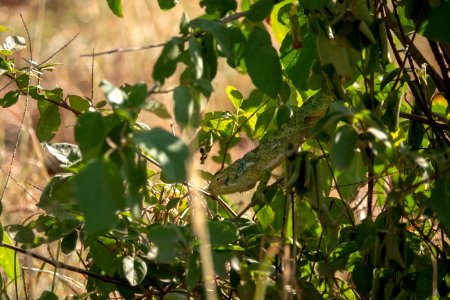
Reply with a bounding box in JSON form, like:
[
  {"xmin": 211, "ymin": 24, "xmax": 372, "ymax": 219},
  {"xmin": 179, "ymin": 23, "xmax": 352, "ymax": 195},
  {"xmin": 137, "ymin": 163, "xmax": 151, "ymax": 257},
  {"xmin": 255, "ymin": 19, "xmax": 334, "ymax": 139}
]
[{"xmin": 209, "ymin": 91, "xmax": 333, "ymax": 195}]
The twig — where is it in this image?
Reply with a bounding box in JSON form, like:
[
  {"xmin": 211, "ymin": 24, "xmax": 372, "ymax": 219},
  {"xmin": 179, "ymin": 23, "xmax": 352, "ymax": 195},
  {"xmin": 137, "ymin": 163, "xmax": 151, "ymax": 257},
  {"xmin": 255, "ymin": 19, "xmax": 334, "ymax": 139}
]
[
  {"xmin": 80, "ymin": 42, "xmax": 167, "ymax": 57},
  {"xmin": 0, "ymin": 242, "xmax": 133, "ymax": 287},
  {"xmin": 39, "ymin": 32, "xmax": 80, "ymax": 66},
  {"xmin": 1, "ymin": 15, "xmax": 32, "ymax": 205}
]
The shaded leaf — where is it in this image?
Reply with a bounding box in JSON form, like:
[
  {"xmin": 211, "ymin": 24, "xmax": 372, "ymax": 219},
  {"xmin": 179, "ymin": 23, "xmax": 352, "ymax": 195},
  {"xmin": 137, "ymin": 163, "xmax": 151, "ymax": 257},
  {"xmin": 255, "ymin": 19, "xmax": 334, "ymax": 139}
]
[
  {"xmin": 68, "ymin": 95, "xmax": 91, "ymax": 113},
  {"xmin": 199, "ymin": 0, "xmax": 237, "ymax": 17},
  {"xmin": 74, "ymin": 158, "xmax": 125, "ymax": 234},
  {"xmin": 430, "ymin": 177, "xmax": 450, "ymax": 236},
  {"xmin": 36, "ymin": 100, "xmax": 61, "ymax": 142},
  {"xmin": 245, "ymin": 27, "xmax": 282, "ymax": 97},
  {"xmin": 153, "ymin": 38, "xmax": 183, "ymax": 85},
  {"xmin": 157, "ymin": 0, "xmax": 177, "ymax": 10},
  {"xmin": 37, "ymin": 291, "xmax": 58, "ymax": 300},
  {"xmin": 141, "ymin": 100, "xmax": 171, "ymax": 118},
  {"xmin": 208, "ymin": 221, "xmax": 238, "ymax": 246},
  {"xmin": 246, "ymin": 0, "xmax": 274, "ymax": 22},
  {"xmin": 134, "ymin": 128, "xmax": 189, "ymax": 182},
  {"xmin": 330, "ymin": 125, "xmax": 358, "ymax": 171},
  {"xmin": 419, "ymin": 3, "xmax": 450, "ymax": 43}
]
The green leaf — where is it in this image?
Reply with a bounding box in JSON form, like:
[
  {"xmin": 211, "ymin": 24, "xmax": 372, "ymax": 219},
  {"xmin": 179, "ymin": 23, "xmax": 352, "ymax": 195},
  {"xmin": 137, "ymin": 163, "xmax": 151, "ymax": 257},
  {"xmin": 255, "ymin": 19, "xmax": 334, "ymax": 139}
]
[
  {"xmin": 199, "ymin": 0, "xmax": 237, "ymax": 17},
  {"xmin": 330, "ymin": 125, "xmax": 358, "ymax": 171},
  {"xmin": 188, "ymin": 37, "xmax": 204, "ymax": 80},
  {"xmin": 0, "ymin": 90, "xmax": 20, "ymax": 108},
  {"xmin": 157, "ymin": 0, "xmax": 177, "ymax": 10},
  {"xmin": 430, "ymin": 177, "xmax": 450, "ymax": 236},
  {"xmin": 245, "ymin": 27, "xmax": 282, "ymax": 97},
  {"xmin": 0, "ymin": 232, "xmax": 20, "ymax": 281},
  {"xmin": 246, "ymin": 0, "xmax": 274, "ymax": 22},
  {"xmin": 280, "ymin": 30, "xmax": 315, "ymax": 91},
  {"xmin": 336, "ymin": 152, "xmax": 367, "ymax": 200},
  {"xmin": 134, "ymin": 128, "xmax": 189, "ymax": 182},
  {"xmin": 89, "ymin": 237, "xmax": 120, "ymax": 276},
  {"xmin": 141, "ymin": 99, "xmax": 171, "ymax": 118},
  {"xmin": 75, "ymin": 112, "xmax": 106, "ymax": 160},
  {"xmin": 298, "ymin": 0, "xmax": 329, "ymax": 10},
  {"xmin": 418, "ymin": 2, "xmax": 450, "ymax": 43},
  {"xmin": 128, "ymin": 83, "xmax": 147, "ymax": 108},
  {"xmin": 153, "ymin": 38, "xmax": 183, "ymax": 85},
  {"xmin": 382, "ymin": 92, "xmax": 401, "ymax": 132},
  {"xmin": 173, "ymin": 85, "xmax": 196, "ymax": 128},
  {"xmin": 147, "ymin": 224, "xmax": 186, "ymax": 264},
  {"xmin": 61, "ymin": 231, "xmax": 78, "ymax": 254},
  {"xmin": 208, "ymin": 221, "xmax": 238, "ymax": 246},
  {"xmin": 74, "ymin": 158, "xmax": 125, "ymax": 234},
  {"xmin": 38, "ymin": 175, "xmax": 78, "ymax": 220},
  {"xmin": 106, "ymin": 0, "xmax": 123, "ymax": 17},
  {"xmin": 190, "ymin": 19, "xmax": 245, "ymax": 68},
  {"xmin": 36, "ymin": 100, "xmax": 61, "ymax": 142},
  {"xmin": 37, "ymin": 291, "xmax": 58, "ymax": 300},
  {"xmin": 43, "ymin": 88, "xmax": 63, "ymax": 103},
  {"xmin": 122, "ymin": 256, "xmax": 147, "ymax": 286},
  {"xmin": 226, "ymin": 86, "xmax": 243, "ymax": 109},
  {"xmin": 68, "ymin": 95, "xmax": 91, "ymax": 113},
  {"xmin": 352, "ymin": 262, "xmax": 373, "ymax": 296},
  {"xmin": 7, "ymin": 225, "xmax": 34, "ymax": 244}
]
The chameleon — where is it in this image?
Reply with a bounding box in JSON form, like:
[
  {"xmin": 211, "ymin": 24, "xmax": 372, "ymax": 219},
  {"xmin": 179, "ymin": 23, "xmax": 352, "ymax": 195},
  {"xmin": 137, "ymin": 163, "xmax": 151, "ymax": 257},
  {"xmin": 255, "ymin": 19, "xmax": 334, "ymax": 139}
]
[{"xmin": 209, "ymin": 91, "xmax": 334, "ymax": 195}]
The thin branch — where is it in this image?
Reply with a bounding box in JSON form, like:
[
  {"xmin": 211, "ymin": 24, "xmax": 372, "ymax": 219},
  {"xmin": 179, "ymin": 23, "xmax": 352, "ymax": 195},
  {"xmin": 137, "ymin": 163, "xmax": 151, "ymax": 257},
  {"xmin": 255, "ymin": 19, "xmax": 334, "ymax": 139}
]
[
  {"xmin": 39, "ymin": 32, "xmax": 80, "ymax": 66},
  {"xmin": 0, "ymin": 243, "xmax": 133, "ymax": 287},
  {"xmin": 80, "ymin": 42, "xmax": 167, "ymax": 57}
]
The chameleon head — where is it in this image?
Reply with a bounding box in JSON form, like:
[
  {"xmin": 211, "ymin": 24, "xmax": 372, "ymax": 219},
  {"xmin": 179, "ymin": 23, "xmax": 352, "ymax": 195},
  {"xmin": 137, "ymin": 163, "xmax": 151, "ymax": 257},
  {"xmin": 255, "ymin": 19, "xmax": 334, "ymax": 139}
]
[{"xmin": 208, "ymin": 168, "xmax": 257, "ymax": 195}]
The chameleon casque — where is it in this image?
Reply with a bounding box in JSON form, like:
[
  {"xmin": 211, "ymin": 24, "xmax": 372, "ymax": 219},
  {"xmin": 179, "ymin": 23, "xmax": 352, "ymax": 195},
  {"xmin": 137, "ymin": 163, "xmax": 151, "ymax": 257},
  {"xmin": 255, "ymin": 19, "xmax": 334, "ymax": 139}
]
[{"xmin": 209, "ymin": 91, "xmax": 334, "ymax": 195}]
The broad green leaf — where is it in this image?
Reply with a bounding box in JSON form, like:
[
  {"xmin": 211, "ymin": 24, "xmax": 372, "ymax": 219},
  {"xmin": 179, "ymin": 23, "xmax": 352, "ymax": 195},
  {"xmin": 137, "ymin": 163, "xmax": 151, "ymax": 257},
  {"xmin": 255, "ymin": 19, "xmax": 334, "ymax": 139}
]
[
  {"xmin": 141, "ymin": 100, "xmax": 171, "ymax": 118},
  {"xmin": 188, "ymin": 37, "xmax": 204, "ymax": 80},
  {"xmin": 336, "ymin": 151, "xmax": 367, "ymax": 200},
  {"xmin": 330, "ymin": 125, "xmax": 358, "ymax": 171},
  {"xmin": 147, "ymin": 224, "xmax": 186, "ymax": 264},
  {"xmin": 299, "ymin": 0, "xmax": 329, "ymax": 10},
  {"xmin": 254, "ymin": 107, "xmax": 276, "ymax": 138},
  {"xmin": 173, "ymin": 85, "xmax": 195, "ymax": 128},
  {"xmin": 134, "ymin": 128, "xmax": 189, "ymax": 182},
  {"xmin": 89, "ymin": 237, "xmax": 120, "ymax": 276},
  {"xmin": 0, "ymin": 232, "xmax": 20, "ymax": 281},
  {"xmin": 74, "ymin": 158, "xmax": 125, "ymax": 234},
  {"xmin": 0, "ymin": 90, "xmax": 20, "ymax": 108},
  {"xmin": 43, "ymin": 87, "xmax": 63, "ymax": 103},
  {"xmin": 352, "ymin": 262, "xmax": 373, "ymax": 296},
  {"xmin": 38, "ymin": 175, "xmax": 78, "ymax": 220},
  {"xmin": 153, "ymin": 38, "xmax": 183, "ymax": 85},
  {"xmin": 61, "ymin": 230, "xmax": 78, "ymax": 254},
  {"xmin": 68, "ymin": 95, "xmax": 91, "ymax": 113},
  {"xmin": 190, "ymin": 19, "xmax": 245, "ymax": 68},
  {"xmin": 157, "ymin": 0, "xmax": 177, "ymax": 10},
  {"xmin": 74, "ymin": 112, "xmax": 106, "ymax": 160},
  {"xmin": 280, "ymin": 30, "xmax": 315, "ymax": 91},
  {"xmin": 430, "ymin": 177, "xmax": 450, "ymax": 236},
  {"xmin": 382, "ymin": 92, "xmax": 401, "ymax": 132},
  {"xmin": 226, "ymin": 86, "xmax": 243, "ymax": 109},
  {"xmin": 37, "ymin": 291, "xmax": 58, "ymax": 300},
  {"xmin": 275, "ymin": 104, "xmax": 293, "ymax": 128},
  {"xmin": 199, "ymin": 0, "xmax": 237, "ymax": 17},
  {"xmin": 15, "ymin": 74, "xmax": 29, "ymax": 90},
  {"xmin": 106, "ymin": 0, "xmax": 123, "ymax": 17},
  {"xmin": 128, "ymin": 83, "xmax": 147, "ymax": 108},
  {"xmin": 245, "ymin": 27, "xmax": 282, "ymax": 97},
  {"xmin": 208, "ymin": 221, "xmax": 238, "ymax": 246},
  {"xmin": 246, "ymin": 0, "xmax": 274, "ymax": 22},
  {"xmin": 7, "ymin": 225, "xmax": 34, "ymax": 244},
  {"xmin": 36, "ymin": 100, "xmax": 61, "ymax": 142},
  {"xmin": 122, "ymin": 256, "xmax": 147, "ymax": 286},
  {"xmin": 418, "ymin": 2, "xmax": 450, "ymax": 44}
]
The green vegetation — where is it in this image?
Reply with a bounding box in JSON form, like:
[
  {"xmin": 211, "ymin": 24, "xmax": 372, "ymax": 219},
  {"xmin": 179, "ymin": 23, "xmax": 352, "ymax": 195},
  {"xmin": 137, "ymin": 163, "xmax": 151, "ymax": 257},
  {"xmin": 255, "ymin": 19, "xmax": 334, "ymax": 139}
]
[{"xmin": 0, "ymin": 0, "xmax": 449, "ymax": 298}]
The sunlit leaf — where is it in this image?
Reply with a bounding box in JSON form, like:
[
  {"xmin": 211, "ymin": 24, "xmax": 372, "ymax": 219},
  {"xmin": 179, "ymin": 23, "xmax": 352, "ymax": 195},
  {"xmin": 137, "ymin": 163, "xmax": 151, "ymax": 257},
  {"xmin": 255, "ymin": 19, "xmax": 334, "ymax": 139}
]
[
  {"xmin": 106, "ymin": 0, "xmax": 123, "ymax": 17},
  {"xmin": 122, "ymin": 256, "xmax": 147, "ymax": 286}
]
